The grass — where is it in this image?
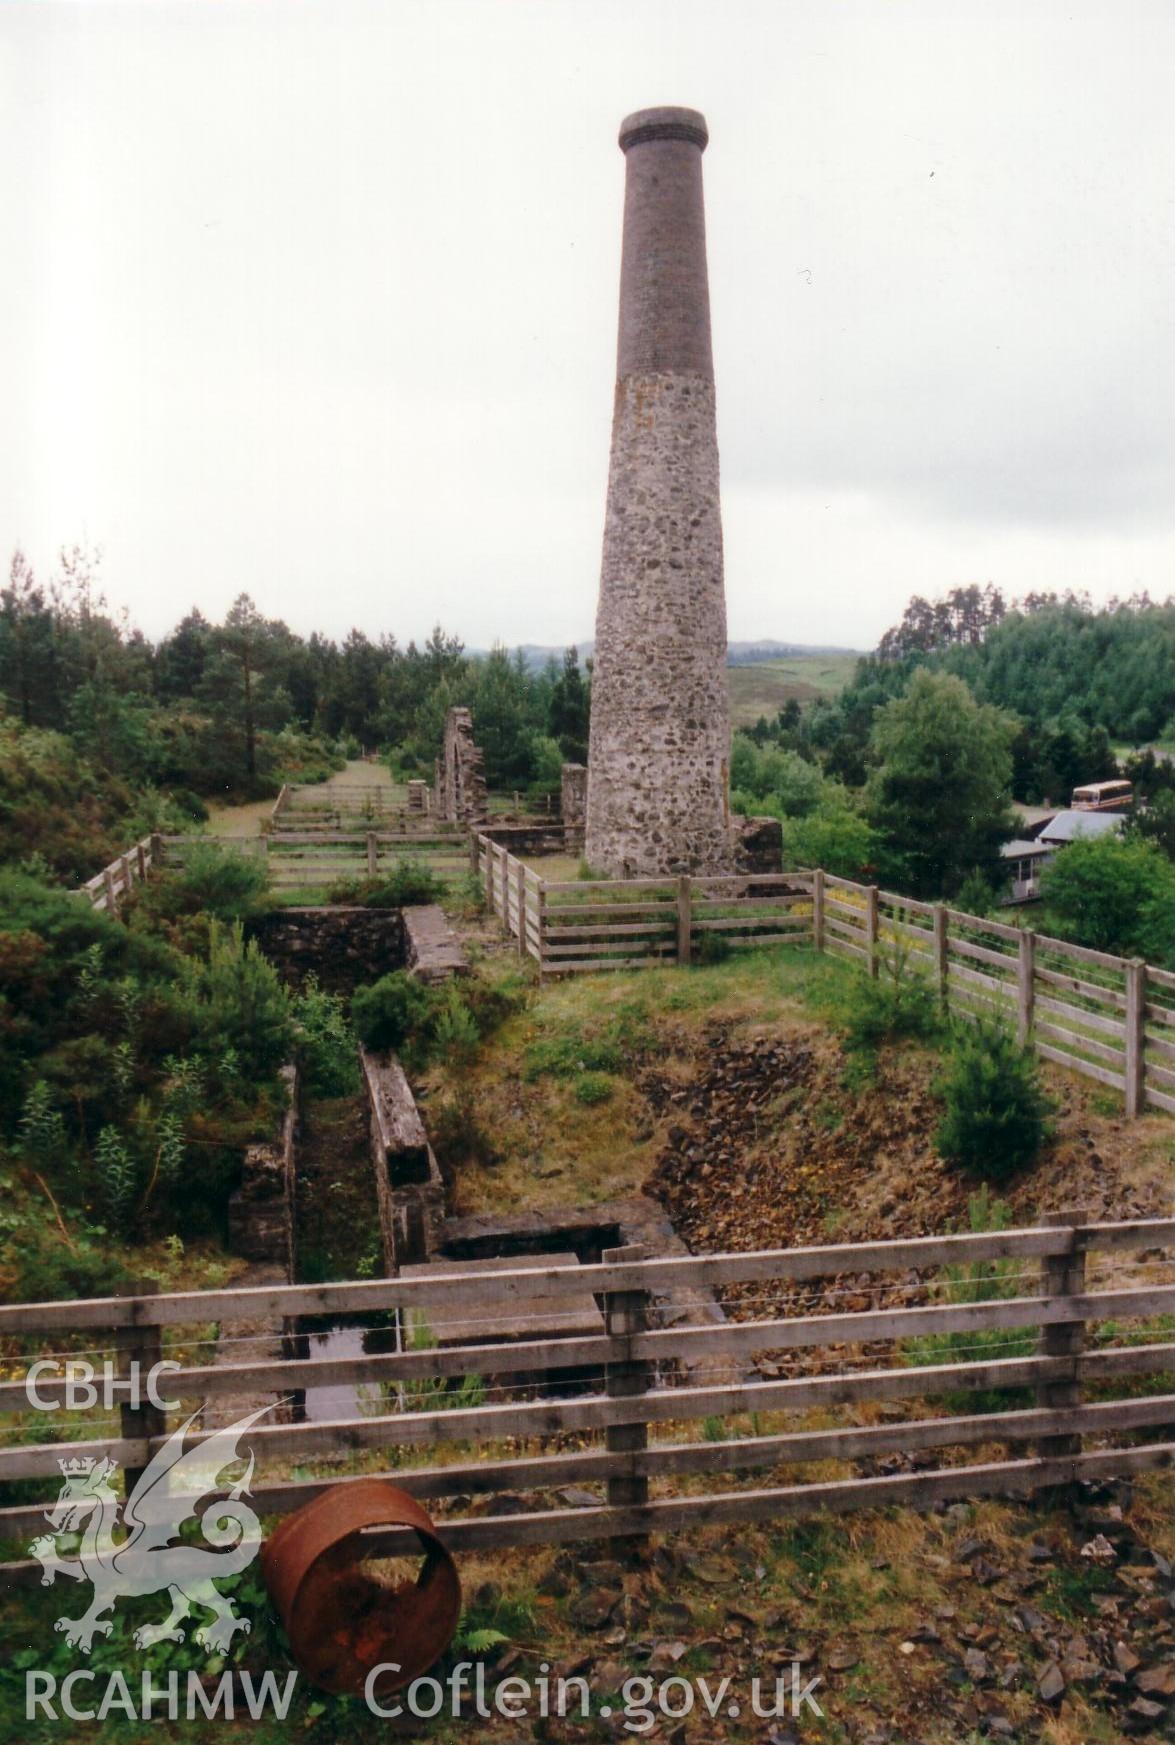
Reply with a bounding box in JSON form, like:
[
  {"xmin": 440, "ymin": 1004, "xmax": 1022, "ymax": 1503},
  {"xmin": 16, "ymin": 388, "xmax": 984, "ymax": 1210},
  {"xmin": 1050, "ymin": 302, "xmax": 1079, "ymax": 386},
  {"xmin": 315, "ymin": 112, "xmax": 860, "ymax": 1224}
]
[{"xmin": 429, "ymin": 943, "xmax": 854, "ymax": 1215}]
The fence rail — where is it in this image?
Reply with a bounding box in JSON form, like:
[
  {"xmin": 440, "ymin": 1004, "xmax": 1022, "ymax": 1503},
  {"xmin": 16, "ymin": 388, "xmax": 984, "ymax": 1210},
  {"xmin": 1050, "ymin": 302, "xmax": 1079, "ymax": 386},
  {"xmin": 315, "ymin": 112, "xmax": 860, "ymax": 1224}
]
[
  {"xmin": 76, "ymin": 834, "xmax": 1175, "ymax": 1118},
  {"xmin": 817, "ymin": 873, "xmax": 1174, "ymax": 1120},
  {"xmin": 77, "ymin": 835, "xmax": 158, "ymax": 914},
  {"xmin": 472, "ymin": 846, "xmax": 1175, "ymax": 1119},
  {"xmin": 474, "ymin": 835, "xmax": 813, "ymax": 974},
  {"xmin": 2, "ymin": 1216, "xmax": 1173, "ymax": 1577}
]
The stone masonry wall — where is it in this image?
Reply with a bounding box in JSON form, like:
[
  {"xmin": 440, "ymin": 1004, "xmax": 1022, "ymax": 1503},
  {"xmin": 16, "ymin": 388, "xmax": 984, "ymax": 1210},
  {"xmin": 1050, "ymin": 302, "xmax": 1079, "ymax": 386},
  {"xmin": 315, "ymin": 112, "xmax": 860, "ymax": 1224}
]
[{"xmin": 436, "ymin": 706, "xmax": 487, "ymax": 826}]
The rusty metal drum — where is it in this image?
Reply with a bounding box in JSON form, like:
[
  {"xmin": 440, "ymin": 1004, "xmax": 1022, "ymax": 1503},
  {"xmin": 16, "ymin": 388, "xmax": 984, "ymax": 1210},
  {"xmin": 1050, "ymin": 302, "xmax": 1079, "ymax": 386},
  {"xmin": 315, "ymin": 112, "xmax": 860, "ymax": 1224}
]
[{"xmin": 260, "ymin": 1479, "xmax": 462, "ymax": 1696}]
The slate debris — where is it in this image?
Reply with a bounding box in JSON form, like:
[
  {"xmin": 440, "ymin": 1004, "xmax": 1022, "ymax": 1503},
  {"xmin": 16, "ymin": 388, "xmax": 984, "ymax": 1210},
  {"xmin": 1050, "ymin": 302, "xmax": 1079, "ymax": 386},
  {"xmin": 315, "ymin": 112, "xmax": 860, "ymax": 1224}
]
[{"xmin": 526, "ymin": 1483, "xmax": 1175, "ymax": 1743}]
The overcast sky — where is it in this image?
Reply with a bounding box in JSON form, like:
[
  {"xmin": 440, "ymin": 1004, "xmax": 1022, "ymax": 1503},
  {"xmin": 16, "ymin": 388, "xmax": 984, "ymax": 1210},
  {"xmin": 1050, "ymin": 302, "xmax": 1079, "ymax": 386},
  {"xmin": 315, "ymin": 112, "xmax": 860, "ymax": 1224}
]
[{"xmin": 2, "ymin": 0, "xmax": 1173, "ymax": 653}]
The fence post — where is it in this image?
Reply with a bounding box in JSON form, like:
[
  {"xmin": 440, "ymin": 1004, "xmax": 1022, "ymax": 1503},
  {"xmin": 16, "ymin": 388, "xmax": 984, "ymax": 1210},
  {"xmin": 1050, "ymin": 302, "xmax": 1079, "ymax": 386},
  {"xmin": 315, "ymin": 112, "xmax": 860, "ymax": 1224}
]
[
  {"xmin": 866, "ymin": 885, "xmax": 880, "ymax": 980},
  {"xmin": 676, "ymin": 875, "xmax": 692, "ymax": 965},
  {"xmin": 1125, "ymin": 958, "xmax": 1146, "ymax": 1120},
  {"xmin": 536, "ymin": 879, "xmax": 547, "ymax": 982},
  {"xmin": 1036, "ymin": 1211, "xmax": 1089, "ymax": 1482},
  {"xmin": 115, "ymin": 1279, "xmax": 167, "ymax": 1499},
  {"xmin": 812, "ymin": 867, "xmax": 825, "ymax": 952},
  {"xmin": 1017, "ymin": 927, "xmax": 1036, "ymax": 1045},
  {"xmin": 149, "ymin": 831, "xmax": 164, "ymax": 869},
  {"xmin": 515, "ymin": 860, "xmax": 526, "ymax": 957},
  {"xmin": 469, "ymin": 830, "xmax": 480, "ymax": 875},
  {"xmin": 603, "ymin": 1243, "xmax": 652, "ymax": 1556},
  {"xmin": 933, "ymin": 903, "xmax": 948, "ymax": 1007},
  {"xmin": 135, "ymin": 840, "xmax": 148, "ymax": 881},
  {"xmin": 498, "ymin": 844, "xmax": 509, "ymax": 921},
  {"xmin": 103, "ymin": 865, "xmax": 119, "ymax": 915},
  {"xmin": 366, "ymin": 832, "xmax": 378, "ymax": 876}
]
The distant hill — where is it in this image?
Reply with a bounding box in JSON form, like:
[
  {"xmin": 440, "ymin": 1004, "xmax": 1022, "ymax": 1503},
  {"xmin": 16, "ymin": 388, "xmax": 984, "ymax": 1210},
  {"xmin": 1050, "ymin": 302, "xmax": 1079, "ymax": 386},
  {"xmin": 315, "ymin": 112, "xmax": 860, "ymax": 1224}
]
[
  {"xmin": 727, "ymin": 653, "xmax": 860, "ymax": 726},
  {"xmin": 726, "ymin": 640, "xmax": 861, "ymax": 665},
  {"xmin": 481, "ymin": 640, "xmax": 862, "ymax": 673}
]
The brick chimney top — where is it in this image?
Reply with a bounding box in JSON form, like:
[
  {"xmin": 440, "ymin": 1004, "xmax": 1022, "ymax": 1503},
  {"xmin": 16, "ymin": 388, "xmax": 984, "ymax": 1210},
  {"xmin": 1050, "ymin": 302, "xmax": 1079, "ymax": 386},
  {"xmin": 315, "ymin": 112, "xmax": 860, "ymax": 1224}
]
[{"xmin": 619, "ymin": 107, "xmax": 708, "ymax": 153}]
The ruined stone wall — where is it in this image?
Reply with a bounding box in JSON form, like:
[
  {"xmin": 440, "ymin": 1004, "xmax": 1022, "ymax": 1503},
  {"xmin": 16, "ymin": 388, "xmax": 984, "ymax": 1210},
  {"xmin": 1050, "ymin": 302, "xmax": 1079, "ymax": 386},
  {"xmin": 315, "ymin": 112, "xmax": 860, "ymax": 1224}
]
[
  {"xmin": 586, "ymin": 109, "xmax": 733, "ymax": 877},
  {"xmin": 227, "ymin": 1065, "xmax": 299, "ymax": 1275},
  {"xmin": 437, "ymin": 706, "xmax": 487, "ymax": 825},
  {"xmin": 560, "ymin": 763, "xmax": 587, "ymax": 843},
  {"xmin": 248, "ymin": 907, "xmax": 405, "ymax": 994}
]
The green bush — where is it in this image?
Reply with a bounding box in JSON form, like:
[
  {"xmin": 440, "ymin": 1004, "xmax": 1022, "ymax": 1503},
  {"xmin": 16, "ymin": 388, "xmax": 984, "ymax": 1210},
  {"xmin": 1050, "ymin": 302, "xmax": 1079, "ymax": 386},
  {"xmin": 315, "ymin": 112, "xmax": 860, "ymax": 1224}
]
[
  {"xmin": 351, "ymin": 971, "xmax": 431, "ymax": 1052},
  {"xmin": 954, "ymin": 868, "xmax": 995, "ymax": 919},
  {"xmin": 291, "ymin": 974, "xmax": 359, "ymax": 1096},
  {"xmin": 935, "ymin": 1017, "xmax": 1055, "ymax": 1181},
  {"xmin": 835, "ymin": 951, "xmax": 942, "ymax": 1055},
  {"xmin": 141, "ymin": 841, "xmax": 271, "ymax": 924},
  {"xmin": 184, "ymin": 920, "xmax": 293, "ymax": 1089},
  {"xmin": 351, "ymin": 970, "xmax": 521, "ymax": 1067},
  {"xmin": 429, "ymin": 1086, "xmax": 499, "ymax": 1169},
  {"xmin": 430, "ymin": 985, "xmax": 482, "ymax": 1068},
  {"xmin": 573, "ymin": 1071, "xmax": 615, "ymax": 1106},
  {"xmin": 0, "ymin": 870, "xmax": 180, "ymax": 1129},
  {"xmin": 0, "ymin": 1173, "xmax": 133, "ymax": 1302},
  {"xmin": 327, "ymin": 860, "xmax": 446, "ymax": 907},
  {"xmin": 694, "ymin": 930, "xmax": 733, "ymax": 966}
]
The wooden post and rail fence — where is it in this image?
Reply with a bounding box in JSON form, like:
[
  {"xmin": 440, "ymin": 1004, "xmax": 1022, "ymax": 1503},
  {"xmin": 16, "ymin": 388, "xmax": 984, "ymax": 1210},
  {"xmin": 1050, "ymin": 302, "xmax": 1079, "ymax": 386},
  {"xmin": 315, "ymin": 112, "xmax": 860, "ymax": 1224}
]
[
  {"xmin": 75, "ymin": 829, "xmax": 1175, "ymax": 1119},
  {"xmin": 473, "ymin": 838, "xmax": 1175, "ymax": 1121},
  {"xmin": 1, "ymin": 1216, "xmax": 1173, "ymax": 1579}
]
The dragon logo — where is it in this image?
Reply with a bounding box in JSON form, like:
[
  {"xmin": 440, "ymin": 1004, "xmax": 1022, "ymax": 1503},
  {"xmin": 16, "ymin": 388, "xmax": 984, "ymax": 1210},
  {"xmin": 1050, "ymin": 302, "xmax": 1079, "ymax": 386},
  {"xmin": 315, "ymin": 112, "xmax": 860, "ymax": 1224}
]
[{"xmin": 28, "ymin": 1404, "xmax": 270, "ymax": 1656}]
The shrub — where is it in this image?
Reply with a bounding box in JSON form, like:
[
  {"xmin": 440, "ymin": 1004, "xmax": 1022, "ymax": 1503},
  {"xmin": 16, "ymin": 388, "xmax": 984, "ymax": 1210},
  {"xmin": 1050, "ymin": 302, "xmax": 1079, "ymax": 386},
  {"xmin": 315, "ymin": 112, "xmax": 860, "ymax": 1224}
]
[
  {"xmin": 143, "ymin": 841, "xmax": 271, "ymax": 924},
  {"xmin": 429, "ymin": 1086, "xmax": 499, "ymax": 1169},
  {"xmin": 451, "ymin": 870, "xmax": 487, "ymax": 918},
  {"xmin": 351, "ymin": 969, "xmax": 521, "ymax": 1068},
  {"xmin": 0, "ymin": 1173, "xmax": 133, "ymax": 1302},
  {"xmin": 904, "ymin": 1188, "xmax": 1037, "ymax": 1410},
  {"xmin": 185, "ymin": 920, "xmax": 292, "ymax": 1088},
  {"xmin": 431, "ymin": 986, "xmax": 483, "ymax": 1068},
  {"xmin": 935, "ymin": 1017, "xmax": 1055, "ymax": 1181},
  {"xmin": 327, "ymin": 860, "xmax": 445, "ymax": 908},
  {"xmin": 835, "ymin": 947, "xmax": 942, "ymax": 1055},
  {"xmin": 954, "ymin": 868, "xmax": 995, "ymax": 919},
  {"xmin": 17, "ymin": 1081, "xmax": 70, "ymax": 1177},
  {"xmin": 351, "ymin": 971, "xmax": 431, "ymax": 1053},
  {"xmin": 291, "ymin": 974, "xmax": 359, "ymax": 1096},
  {"xmin": 694, "ymin": 930, "xmax": 733, "ymax": 966},
  {"xmin": 573, "ymin": 1071, "xmax": 614, "ymax": 1106}
]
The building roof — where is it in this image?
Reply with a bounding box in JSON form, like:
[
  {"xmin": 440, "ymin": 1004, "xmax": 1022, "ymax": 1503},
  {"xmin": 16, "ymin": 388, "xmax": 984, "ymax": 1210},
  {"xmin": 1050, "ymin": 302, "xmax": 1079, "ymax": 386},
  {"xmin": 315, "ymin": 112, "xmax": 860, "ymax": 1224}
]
[
  {"xmin": 1038, "ymin": 809, "xmax": 1125, "ymax": 845},
  {"xmin": 1000, "ymin": 838, "xmax": 1053, "ymax": 860}
]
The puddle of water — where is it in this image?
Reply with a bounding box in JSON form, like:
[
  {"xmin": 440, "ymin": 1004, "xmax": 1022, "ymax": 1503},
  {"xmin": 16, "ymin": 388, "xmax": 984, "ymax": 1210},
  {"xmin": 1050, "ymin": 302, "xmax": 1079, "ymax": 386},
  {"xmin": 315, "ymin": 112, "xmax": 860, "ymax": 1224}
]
[{"xmin": 296, "ymin": 1322, "xmax": 398, "ymax": 1422}]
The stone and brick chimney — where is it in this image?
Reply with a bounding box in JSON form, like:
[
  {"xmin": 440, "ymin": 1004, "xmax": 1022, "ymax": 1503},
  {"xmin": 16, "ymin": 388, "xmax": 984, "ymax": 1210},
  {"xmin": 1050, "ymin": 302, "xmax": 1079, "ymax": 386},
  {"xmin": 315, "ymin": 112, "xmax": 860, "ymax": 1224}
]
[{"xmin": 585, "ymin": 107, "xmax": 734, "ymax": 876}]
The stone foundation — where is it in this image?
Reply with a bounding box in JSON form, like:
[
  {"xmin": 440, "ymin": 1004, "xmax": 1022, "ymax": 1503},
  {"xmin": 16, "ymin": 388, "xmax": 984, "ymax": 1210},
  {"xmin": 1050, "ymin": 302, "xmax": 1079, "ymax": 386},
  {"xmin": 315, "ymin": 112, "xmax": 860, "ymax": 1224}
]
[
  {"xmin": 248, "ymin": 907, "xmax": 404, "ymax": 993},
  {"xmin": 403, "ymin": 904, "xmax": 468, "ymax": 983}
]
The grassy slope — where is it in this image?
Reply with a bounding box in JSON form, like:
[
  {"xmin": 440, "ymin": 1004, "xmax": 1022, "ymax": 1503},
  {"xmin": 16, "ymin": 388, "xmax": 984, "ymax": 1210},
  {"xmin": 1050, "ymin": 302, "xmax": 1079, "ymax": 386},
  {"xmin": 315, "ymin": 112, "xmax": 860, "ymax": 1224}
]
[{"xmin": 727, "ymin": 653, "xmax": 859, "ymax": 728}]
